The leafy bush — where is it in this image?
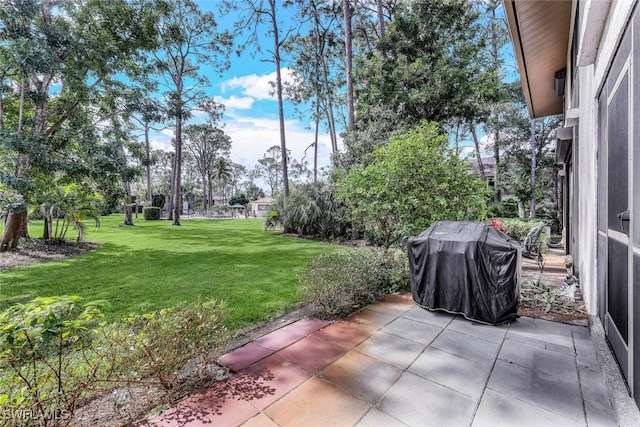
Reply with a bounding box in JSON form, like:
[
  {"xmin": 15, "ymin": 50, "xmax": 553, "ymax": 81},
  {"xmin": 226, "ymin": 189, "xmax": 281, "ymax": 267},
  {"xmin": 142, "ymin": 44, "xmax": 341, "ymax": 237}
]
[
  {"xmin": 143, "ymin": 206, "xmax": 161, "ymax": 220},
  {"xmin": 487, "ymin": 199, "xmax": 518, "ymax": 218},
  {"xmin": 229, "ymin": 193, "xmax": 249, "ymax": 207},
  {"xmin": 336, "ymin": 121, "xmax": 489, "ymax": 247},
  {"xmin": 116, "ymin": 300, "xmax": 228, "ymax": 391},
  {"xmin": 37, "ymin": 182, "xmax": 103, "ymax": 241},
  {"xmin": 0, "ymin": 297, "xmax": 228, "ymax": 425},
  {"xmin": 0, "ymin": 296, "xmax": 109, "ymax": 426},
  {"xmin": 497, "ymin": 218, "xmax": 546, "ymax": 242},
  {"xmin": 536, "ymin": 205, "xmax": 561, "ymax": 233},
  {"xmin": 300, "ymin": 249, "xmax": 409, "ymax": 317},
  {"xmin": 265, "ymin": 182, "xmax": 350, "ymax": 239},
  {"xmin": 152, "ymin": 194, "xmax": 165, "ymax": 208}
]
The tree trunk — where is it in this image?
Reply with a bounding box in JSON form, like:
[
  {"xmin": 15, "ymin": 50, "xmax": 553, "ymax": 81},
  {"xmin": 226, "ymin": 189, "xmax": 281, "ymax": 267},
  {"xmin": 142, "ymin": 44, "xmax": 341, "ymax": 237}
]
[
  {"xmin": 470, "ymin": 122, "xmax": 485, "ymax": 180},
  {"xmin": 270, "ymin": 0, "xmax": 289, "ymax": 200},
  {"xmin": 1, "ymin": 211, "xmax": 27, "ymax": 251},
  {"xmin": 0, "ymin": 78, "xmax": 4, "ymax": 130},
  {"xmin": 313, "ymin": 116, "xmax": 319, "ymax": 185},
  {"xmin": 343, "ymin": 0, "xmax": 355, "ymax": 132},
  {"xmin": 454, "ymin": 120, "xmax": 461, "ymax": 156},
  {"xmin": 172, "ymin": 115, "xmax": 183, "ymax": 226},
  {"xmin": 326, "ymin": 98, "xmax": 338, "ymax": 153},
  {"xmin": 202, "ymin": 173, "xmax": 208, "ymax": 212},
  {"xmin": 18, "ymin": 80, "xmax": 26, "ymax": 132},
  {"xmin": 43, "ymin": 214, "xmax": 51, "ymax": 240},
  {"xmin": 320, "ymin": 58, "xmax": 338, "ymax": 152},
  {"xmin": 145, "ymin": 122, "xmax": 152, "ymax": 205},
  {"xmin": 493, "ymin": 129, "xmax": 501, "ymax": 201},
  {"xmin": 122, "ymin": 181, "xmax": 134, "ymax": 226},
  {"xmin": 376, "ymin": 0, "xmax": 385, "ymax": 38},
  {"xmin": 208, "ymin": 175, "xmax": 213, "ymax": 212},
  {"xmin": 168, "ymin": 161, "xmax": 175, "ymax": 221}
]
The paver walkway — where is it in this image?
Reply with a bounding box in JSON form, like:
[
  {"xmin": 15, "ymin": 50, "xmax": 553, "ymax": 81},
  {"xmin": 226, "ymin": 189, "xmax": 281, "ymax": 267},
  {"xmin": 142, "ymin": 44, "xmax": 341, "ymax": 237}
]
[{"xmin": 142, "ymin": 292, "xmax": 618, "ymax": 427}]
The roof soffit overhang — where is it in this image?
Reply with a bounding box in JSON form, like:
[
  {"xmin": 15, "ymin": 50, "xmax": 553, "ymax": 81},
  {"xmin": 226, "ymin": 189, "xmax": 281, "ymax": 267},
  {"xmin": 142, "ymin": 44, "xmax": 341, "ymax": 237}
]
[{"xmin": 503, "ymin": 0, "xmax": 573, "ymax": 119}]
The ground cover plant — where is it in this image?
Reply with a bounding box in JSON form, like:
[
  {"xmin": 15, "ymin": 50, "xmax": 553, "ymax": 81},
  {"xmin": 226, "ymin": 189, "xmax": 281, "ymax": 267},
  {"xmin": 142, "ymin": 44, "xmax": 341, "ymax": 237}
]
[{"xmin": 0, "ymin": 215, "xmax": 334, "ymax": 328}]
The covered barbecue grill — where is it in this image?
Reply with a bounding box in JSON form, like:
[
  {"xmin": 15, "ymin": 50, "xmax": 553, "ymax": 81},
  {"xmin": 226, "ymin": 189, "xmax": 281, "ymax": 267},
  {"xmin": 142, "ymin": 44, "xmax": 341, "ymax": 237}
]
[{"xmin": 408, "ymin": 221, "xmax": 522, "ymax": 325}]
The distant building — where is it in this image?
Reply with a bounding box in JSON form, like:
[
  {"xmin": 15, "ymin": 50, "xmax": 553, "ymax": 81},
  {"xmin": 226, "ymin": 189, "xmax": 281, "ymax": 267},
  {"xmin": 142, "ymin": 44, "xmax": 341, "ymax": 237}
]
[
  {"xmin": 470, "ymin": 157, "xmax": 496, "ymax": 188},
  {"xmin": 470, "ymin": 157, "xmax": 514, "ymax": 201},
  {"xmin": 251, "ymin": 197, "xmax": 274, "ymax": 218},
  {"xmin": 211, "ymin": 194, "xmax": 226, "ymax": 206}
]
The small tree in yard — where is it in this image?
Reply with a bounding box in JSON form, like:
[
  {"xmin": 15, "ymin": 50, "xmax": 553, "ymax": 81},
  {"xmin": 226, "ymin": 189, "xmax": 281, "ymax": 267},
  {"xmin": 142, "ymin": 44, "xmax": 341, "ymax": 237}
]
[{"xmin": 336, "ymin": 121, "xmax": 488, "ymax": 247}]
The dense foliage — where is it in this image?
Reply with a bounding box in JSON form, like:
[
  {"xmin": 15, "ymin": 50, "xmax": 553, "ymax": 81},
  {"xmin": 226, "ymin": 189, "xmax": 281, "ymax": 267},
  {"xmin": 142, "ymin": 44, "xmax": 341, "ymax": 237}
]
[
  {"xmin": 265, "ymin": 182, "xmax": 349, "ymax": 240},
  {"xmin": 337, "ymin": 122, "xmax": 489, "ymax": 247},
  {"xmin": 488, "ymin": 81, "xmax": 562, "ymax": 219},
  {"xmin": 0, "ymin": 296, "xmax": 108, "ymax": 425},
  {"xmin": 0, "ymin": 0, "xmax": 160, "ymax": 248},
  {"xmin": 491, "ymin": 217, "xmax": 547, "ymax": 243},
  {"xmin": 358, "ymin": 0, "xmax": 494, "ymax": 123},
  {"xmin": 341, "ymin": 0, "xmax": 500, "ymax": 166},
  {"xmin": 301, "ymin": 249, "xmax": 409, "ymax": 317},
  {"xmin": 143, "ymin": 206, "xmax": 161, "ymax": 220},
  {"xmin": 0, "ymin": 296, "xmax": 228, "ymax": 425}
]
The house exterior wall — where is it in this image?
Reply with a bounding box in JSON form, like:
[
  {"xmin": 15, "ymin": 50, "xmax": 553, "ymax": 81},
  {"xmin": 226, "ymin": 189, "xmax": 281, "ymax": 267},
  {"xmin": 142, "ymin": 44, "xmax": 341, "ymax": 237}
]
[
  {"xmin": 251, "ymin": 198, "xmax": 274, "ymax": 218},
  {"xmin": 566, "ymin": 0, "xmax": 635, "ymax": 316},
  {"xmin": 252, "ymin": 203, "xmax": 271, "ymax": 218},
  {"xmin": 569, "ymin": 0, "xmax": 639, "ymax": 406},
  {"xmin": 573, "ymin": 63, "xmax": 598, "ymax": 314},
  {"xmin": 504, "ymin": 0, "xmax": 640, "ymax": 411}
]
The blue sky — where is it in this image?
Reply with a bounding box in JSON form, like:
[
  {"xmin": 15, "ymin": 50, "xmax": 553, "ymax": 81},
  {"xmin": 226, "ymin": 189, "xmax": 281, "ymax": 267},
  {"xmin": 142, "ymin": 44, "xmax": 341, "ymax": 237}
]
[{"xmin": 149, "ymin": 0, "xmax": 336, "ymax": 177}]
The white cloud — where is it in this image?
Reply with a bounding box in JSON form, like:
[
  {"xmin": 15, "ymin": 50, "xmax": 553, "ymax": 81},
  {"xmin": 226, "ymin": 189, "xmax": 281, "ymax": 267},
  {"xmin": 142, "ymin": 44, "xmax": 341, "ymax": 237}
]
[
  {"xmin": 214, "ymin": 95, "xmax": 255, "ymax": 111},
  {"xmin": 224, "ymin": 116, "xmax": 334, "ymax": 171},
  {"xmin": 221, "ymin": 68, "xmax": 300, "ymax": 100},
  {"xmin": 150, "ymin": 137, "xmax": 171, "ymax": 151},
  {"xmin": 190, "ymin": 109, "xmax": 208, "ymax": 118},
  {"xmin": 160, "ymin": 128, "xmax": 175, "ymax": 138}
]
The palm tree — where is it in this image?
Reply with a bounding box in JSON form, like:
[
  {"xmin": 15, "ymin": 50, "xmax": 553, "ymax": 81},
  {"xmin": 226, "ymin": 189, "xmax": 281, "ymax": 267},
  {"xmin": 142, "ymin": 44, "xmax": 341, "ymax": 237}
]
[
  {"xmin": 213, "ymin": 157, "xmax": 232, "ymax": 205},
  {"xmin": 38, "ymin": 181, "xmax": 102, "ymax": 242}
]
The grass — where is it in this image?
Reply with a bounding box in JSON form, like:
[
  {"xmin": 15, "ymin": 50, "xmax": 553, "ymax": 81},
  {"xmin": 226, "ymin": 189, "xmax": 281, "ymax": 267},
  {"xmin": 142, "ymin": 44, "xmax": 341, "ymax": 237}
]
[{"xmin": 0, "ymin": 215, "xmax": 336, "ymax": 330}]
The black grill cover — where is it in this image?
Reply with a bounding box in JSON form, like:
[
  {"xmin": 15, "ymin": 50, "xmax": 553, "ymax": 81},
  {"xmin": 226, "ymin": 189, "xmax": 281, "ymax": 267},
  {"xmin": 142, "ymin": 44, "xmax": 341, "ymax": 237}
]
[{"xmin": 408, "ymin": 221, "xmax": 522, "ymax": 325}]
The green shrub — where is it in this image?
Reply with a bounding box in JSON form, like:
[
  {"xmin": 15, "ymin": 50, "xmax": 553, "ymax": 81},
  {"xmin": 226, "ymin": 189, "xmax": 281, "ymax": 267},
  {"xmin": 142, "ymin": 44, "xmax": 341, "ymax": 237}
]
[
  {"xmin": 0, "ymin": 296, "xmax": 109, "ymax": 426},
  {"xmin": 300, "ymin": 249, "xmax": 409, "ymax": 317},
  {"xmin": 265, "ymin": 183, "xmax": 350, "ymax": 239},
  {"xmin": 497, "ymin": 218, "xmax": 546, "ymax": 242},
  {"xmin": 336, "ymin": 121, "xmax": 489, "ymax": 247},
  {"xmin": 116, "ymin": 300, "xmax": 228, "ymax": 391},
  {"xmin": 487, "ymin": 199, "xmax": 518, "ymax": 218},
  {"xmin": 0, "ymin": 297, "xmax": 228, "ymax": 425},
  {"xmin": 143, "ymin": 206, "xmax": 161, "ymax": 220},
  {"xmin": 152, "ymin": 194, "xmax": 165, "ymax": 208},
  {"xmin": 537, "ymin": 205, "xmax": 561, "ymax": 232}
]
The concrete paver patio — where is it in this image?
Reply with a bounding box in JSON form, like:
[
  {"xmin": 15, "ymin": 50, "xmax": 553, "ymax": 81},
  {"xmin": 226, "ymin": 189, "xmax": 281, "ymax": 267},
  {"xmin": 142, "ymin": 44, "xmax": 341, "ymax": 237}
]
[{"xmin": 141, "ymin": 292, "xmax": 625, "ymax": 427}]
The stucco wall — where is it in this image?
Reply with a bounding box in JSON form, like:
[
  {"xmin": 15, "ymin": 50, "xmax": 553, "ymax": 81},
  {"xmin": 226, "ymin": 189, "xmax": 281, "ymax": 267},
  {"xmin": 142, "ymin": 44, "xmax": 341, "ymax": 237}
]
[
  {"xmin": 574, "ymin": 64, "xmax": 598, "ymax": 314},
  {"xmin": 570, "ymin": 0, "xmax": 636, "ymax": 315}
]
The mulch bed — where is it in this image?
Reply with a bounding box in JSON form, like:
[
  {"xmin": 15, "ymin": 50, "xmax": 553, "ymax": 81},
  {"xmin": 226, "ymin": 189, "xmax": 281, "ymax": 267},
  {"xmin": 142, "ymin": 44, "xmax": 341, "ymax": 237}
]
[{"xmin": 0, "ymin": 238, "xmax": 100, "ymax": 270}]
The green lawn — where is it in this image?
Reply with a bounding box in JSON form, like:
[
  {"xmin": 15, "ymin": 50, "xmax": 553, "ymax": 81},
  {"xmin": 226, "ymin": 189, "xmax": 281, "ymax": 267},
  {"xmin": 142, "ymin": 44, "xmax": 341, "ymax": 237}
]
[{"xmin": 0, "ymin": 215, "xmax": 335, "ymax": 330}]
